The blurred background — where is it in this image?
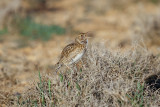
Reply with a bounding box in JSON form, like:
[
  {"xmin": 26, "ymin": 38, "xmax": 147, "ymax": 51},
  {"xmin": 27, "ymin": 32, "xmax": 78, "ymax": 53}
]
[{"xmin": 0, "ymin": 0, "xmax": 160, "ymax": 100}]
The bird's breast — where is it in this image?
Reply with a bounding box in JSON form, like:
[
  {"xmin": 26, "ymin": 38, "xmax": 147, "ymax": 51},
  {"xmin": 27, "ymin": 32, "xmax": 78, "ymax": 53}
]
[{"xmin": 69, "ymin": 51, "xmax": 84, "ymax": 65}]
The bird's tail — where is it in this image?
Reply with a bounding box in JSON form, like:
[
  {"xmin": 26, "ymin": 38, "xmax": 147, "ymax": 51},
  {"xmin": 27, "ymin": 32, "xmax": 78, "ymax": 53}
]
[{"xmin": 55, "ymin": 62, "xmax": 62, "ymax": 73}]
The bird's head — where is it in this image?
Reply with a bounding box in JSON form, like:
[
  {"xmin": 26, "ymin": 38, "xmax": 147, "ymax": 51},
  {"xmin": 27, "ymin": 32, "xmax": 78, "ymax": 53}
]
[{"xmin": 75, "ymin": 32, "xmax": 91, "ymax": 44}]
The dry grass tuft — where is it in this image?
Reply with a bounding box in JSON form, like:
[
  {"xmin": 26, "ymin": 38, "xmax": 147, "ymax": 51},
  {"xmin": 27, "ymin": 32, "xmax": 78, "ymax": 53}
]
[{"xmin": 8, "ymin": 45, "xmax": 160, "ymax": 107}]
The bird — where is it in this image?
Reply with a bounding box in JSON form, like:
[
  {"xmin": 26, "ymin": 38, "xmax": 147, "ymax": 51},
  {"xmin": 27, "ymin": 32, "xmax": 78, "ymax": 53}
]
[{"xmin": 55, "ymin": 32, "xmax": 90, "ymax": 72}]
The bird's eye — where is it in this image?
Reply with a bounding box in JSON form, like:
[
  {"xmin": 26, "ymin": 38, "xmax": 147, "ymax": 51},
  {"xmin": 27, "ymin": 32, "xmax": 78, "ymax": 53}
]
[
  {"xmin": 81, "ymin": 34, "xmax": 85, "ymax": 39},
  {"xmin": 80, "ymin": 35, "xmax": 83, "ymax": 39}
]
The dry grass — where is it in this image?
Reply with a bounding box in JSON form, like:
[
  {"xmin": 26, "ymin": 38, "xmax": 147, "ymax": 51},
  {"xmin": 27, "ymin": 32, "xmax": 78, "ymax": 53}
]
[
  {"xmin": 7, "ymin": 44, "xmax": 160, "ymax": 107},
  {"xmin": 1, "ymin": 1, "xmax": 160, "ymax": 106},
  {"xmin": 82, "ymin": 0, "xmax": 136, "ymax": 14},
  {"xmin": 131, "ymin": 12, "xmax": 160, "ymax": 46}
]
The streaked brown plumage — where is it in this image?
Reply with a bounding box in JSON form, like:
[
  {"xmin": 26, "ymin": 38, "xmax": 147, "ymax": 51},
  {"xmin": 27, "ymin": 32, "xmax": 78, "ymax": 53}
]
[{"xmin": 56, "ymin": 33, "xmax": 88, "ymax": 72}]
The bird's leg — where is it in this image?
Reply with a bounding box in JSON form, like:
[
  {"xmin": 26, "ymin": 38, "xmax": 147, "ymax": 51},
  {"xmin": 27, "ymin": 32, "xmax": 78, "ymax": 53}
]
[
  {"xmin": 64, "ymin": 64, "xmax": 74, "ymax": 84},
  {"xmin": 76, "ymin": 61, "xmax": 81, "ymax": 71},
  {"xmin": 80, "ymin": 59, "xmax": 83, "ymax": 65},
  {"xmin": 76, "ymin": 59, "xmax": 83, "ymax": 72},
  {"xmin": 64, "ymin": 64, "xmax": 73, "ymax": 72}
]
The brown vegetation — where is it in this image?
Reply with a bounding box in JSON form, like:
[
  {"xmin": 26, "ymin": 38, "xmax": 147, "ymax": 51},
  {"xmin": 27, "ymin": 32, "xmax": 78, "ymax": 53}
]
[
  {"xmin": 132, "ymin": 12, "xmax": 160, "ymax": 46},
  {"xmin": 9, "ymin": 45, "xmax": 160, "ymax": 106},
  {"xmin": 0, "ymin": 0, "xmax": 160, "ymax": 106}
]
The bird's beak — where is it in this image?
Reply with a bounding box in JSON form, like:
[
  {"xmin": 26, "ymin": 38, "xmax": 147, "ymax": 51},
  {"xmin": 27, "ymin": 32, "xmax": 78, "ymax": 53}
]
[
  {"xmin": 86, "ymin": 35, "xmax": 93, "ymax": 38},
  {"xmin": 86, "ymin": 36, "xmax": 91, "ymax": 38},
  {"xmin": 85, "ymin": 31, "xmax": 94, "ymax": 38}
]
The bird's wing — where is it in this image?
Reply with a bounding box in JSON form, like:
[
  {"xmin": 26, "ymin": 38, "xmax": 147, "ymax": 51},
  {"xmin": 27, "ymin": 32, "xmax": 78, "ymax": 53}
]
[{"xmin": 59, "ymin": 43, "xmax": 77, "ymax": 62}]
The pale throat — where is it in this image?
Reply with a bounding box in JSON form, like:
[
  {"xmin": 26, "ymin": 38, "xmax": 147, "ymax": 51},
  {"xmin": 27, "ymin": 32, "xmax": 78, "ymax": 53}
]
[{"xmin": 86, "ymin": 39, "xmax": 88, "ymax": 46}]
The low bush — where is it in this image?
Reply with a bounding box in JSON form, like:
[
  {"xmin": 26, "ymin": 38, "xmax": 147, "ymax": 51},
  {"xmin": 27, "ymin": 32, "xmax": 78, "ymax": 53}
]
[{"xmin": 10, "ymin": 45, "xmax": 160, "ymax": 107}]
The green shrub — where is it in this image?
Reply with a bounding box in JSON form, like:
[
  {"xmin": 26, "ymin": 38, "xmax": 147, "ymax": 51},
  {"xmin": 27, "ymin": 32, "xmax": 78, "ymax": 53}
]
[
  {"xmin": 15, "ymin": 17, "xmax": 66, "ymax": 40},
  {"xmin": 0, "ymin": 28, "xmax": 8, "ymax": 35},
  {"xmin": 126, "ymin": 82, "xmax": 144, "ymax": 107}
]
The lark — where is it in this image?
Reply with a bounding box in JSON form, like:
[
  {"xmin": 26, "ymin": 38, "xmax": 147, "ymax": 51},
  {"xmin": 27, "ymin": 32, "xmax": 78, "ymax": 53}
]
[{"xmin": 56, "ymin": 33, "xmax": 90, "ymax": 72}]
